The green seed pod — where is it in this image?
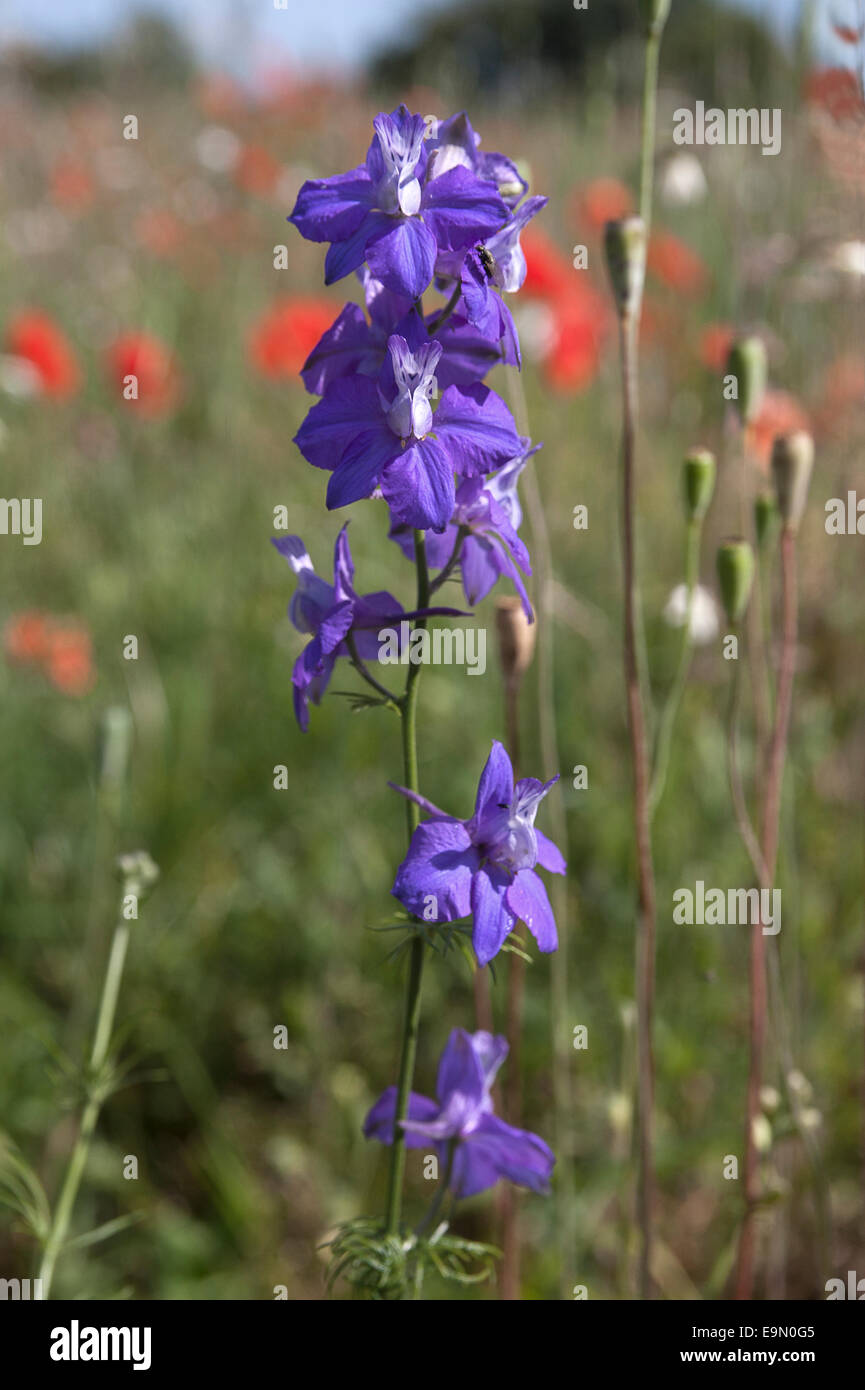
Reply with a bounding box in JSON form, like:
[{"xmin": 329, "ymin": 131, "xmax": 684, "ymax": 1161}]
[
  {"xmin": 716, "ymin": 539, "xmax": 755, "ymax": 624},
  {"xmin": 754, "ymin": 491, "xmax": 777, "ymax": 550},
  {"xmin": 682, "ymin": 448, "xmax": 716, "ymax": 522},
  {"xmin": 639, "ymin": 0, "xmax": 672, "ymax": 37},
  {"xmin": 726, "ymin": 336, "xmax": 767, "ymax": 425},
  {"xmin": 771, "ymin": 431, "xmax": 814, "ymax": 533},
  {"xmin": 603, "ymin": 216, "xmax": 646, "ymax": 320}
]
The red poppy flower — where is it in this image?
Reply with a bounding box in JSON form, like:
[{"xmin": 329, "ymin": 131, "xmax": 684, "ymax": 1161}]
[
  {"xmin": 805, "ymin": 67, "xmax": 865, "ymax": 122},
  {"xmin": 235, "ymin": 144, "xmax": 281, "ymax": 196},
  {"xmin": 105, "ymin": 332, "xmax": 180, "ymax": 416},
  {"xmin": 573, "ymin": 176, "xmax": 633, "ymax": 232},
  {"xmin": 647, "ymin": 231, "xmax": 708, "ymax": 297},
  {"xmin": 746, "ymin": 390, "xmax": 811, "ymax": 468},
  {"xmin": 543, "ymin": 283, "xmax": 609, "ymax": 393},
  {"xmin": 50, "ymin": 159, "xmax": 95, "ymax": 211},
  {"xmin": 520, "ymin": 228, "xmax": 574, "ymax": 301},
  {"xmin": 699, "ymin": 323, "xmax": 735, "ymax": 372},
  {"xmin": 45, "ymin": 623, "xmax": 95, "ymax": 696},
  {"xmin": 3, "ymin": 611, "xmax": 51, "ymax": 664},
  {"xmin": 4, "ymin": 612, "xmax": 96, "ymax": 696},
  {"xmin": 249, "ymin": 298, "xmax": 337, "ymax": 379},
  {"xmin": 4, "ymin": 311, "xmax": 81, "ymax": 399}
]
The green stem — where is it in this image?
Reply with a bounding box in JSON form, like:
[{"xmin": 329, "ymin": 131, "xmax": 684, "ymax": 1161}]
[
  {"xmin": 650, "ymin": 518, "xmax": 701, "ymax": 815},
  {"xmin": 639, "ymin": 29, "xmax": 662, "ymax": 235},
  {"xmin": 384, "ymin": 530, "xmax": 430, "ymax": 1239},
  {"xmin": 37, "ymin": 908, "xmax": 132, "ymax": 1300}
]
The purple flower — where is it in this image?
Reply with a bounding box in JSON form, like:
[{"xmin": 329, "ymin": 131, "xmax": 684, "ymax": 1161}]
[
  {"xmin": 458, "ymin": 196, "xmax": 548, "ymax": 367},
  {"xmin": 289, "ymin": 105, "xmax": 508, "ymax": 301},
  {"xmin": 390, "ymin": 440, "xmax": 539, "ymax": 620},
  {"xmin": 301, "ymin": 270, "xmax": 514, "ymax": 397},
  {"xmin": 272, "ymin": 526, "xmax": 404, "ymax": 731},
  {"xmin": 363, "ymin": 1028, "xmax": 554, "ymax": 1198},
  {"xmin": 425, "ymin": 113, "xmax": 528, "ymax": 209},
  {"xmin": 391, "ymin": 741, "xmax": 565, "ymax": 966},
  {"xmin": 294, "ymin": 332, "xmax": 523, "ymax": 532}
]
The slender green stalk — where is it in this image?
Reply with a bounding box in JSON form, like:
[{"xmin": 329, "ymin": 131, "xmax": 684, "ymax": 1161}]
[
  {"xmin": 384, "ymin": 530, "xmax": 430, "ymax": 1239},
  {"xmin": 37, "ymin": 905, "xmax": 132, "ymax": 1300},
  {"xmin": 650, "ymin": 518, "xmax": 701, "ymax": 815},
  {"xmin": 508, "ymin": 370, "xmax": 577, "ymax": 1300},
  {"xmin": 618, "ymin": 308, "xmax": 658, "ymax": 1302},
  {"xmin": 639, "ymin": 26, "xmax": 662, "ymax": 234}
]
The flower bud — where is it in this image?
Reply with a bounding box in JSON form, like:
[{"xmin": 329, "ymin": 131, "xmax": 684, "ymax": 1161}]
[
  {"xmin": 754, "ymin": 490, "xmax": 777, "ymax": 550},
  {"xmin": 771, "ymin": 430, "xmax": 814, "ymax": 533},
  {"xmin": 639, "ymin": 0, "xmax": 672, "ymax": 36},
  {"xmin": 726, "ymin": 336, "xmax": 767, "ymax": 425},
  {"xmin": 716, "ymin": 539, "xmax": 755, "ymax": 624},
  {"xmin": 682, "ymin": 448, "xmax": 716, "ymax": 522},
  {"xmin": 604, "ymin": 216, "xmax": 646, "ymax": 320},
  {"xmin": 495, "ymin": 597, "xmax": 535, "ymax": 687}
]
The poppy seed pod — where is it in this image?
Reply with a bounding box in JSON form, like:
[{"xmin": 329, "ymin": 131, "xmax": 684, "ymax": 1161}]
[
  {"xmin": 717, "ymin": 539, "xmax": 755, "ymax": 624},
  {"xmin": 682, "ymin": 448, "xmax": 716, "ymax": 522},
  {"xmin": 726, "ymin": 336, "xmax": 767, "ymax": 425},
  {"xmin": 604, "ymin": 216, "xmax": 646, "ymax": 320},
  {"xmin": 771, "ymin": 431, "xmax": 814, "ymax": 533},
  {"xmin": 495, "ymin": 596, "xmax": 536, "ymax": 686},
  {"xmin": 639, "ymin": 0, "xmax": 672, "ymax": 37},
  {"xmin": 754, "ymin": 490, "xmax": 777, "ymax": 550}
]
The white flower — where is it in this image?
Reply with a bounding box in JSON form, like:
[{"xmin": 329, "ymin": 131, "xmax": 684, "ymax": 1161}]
[
  {"xmin": 663, "ymin": 584, "xmax": 719, "ymax": 645},
  {"xmin": 660, "ymin": 153, "xmax": 707, "ymax": 206},
  {"xmin": 828, "ymin": 240, "xmax": 865, "ymax": 278}
]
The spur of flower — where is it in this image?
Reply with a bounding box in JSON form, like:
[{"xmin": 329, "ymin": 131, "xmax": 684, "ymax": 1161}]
[
  {"xmin": 289, "ymin": 104, "xmax": 508, "ymax": 301},
  {"xmin": 272, "ymin": 524, "xmax": 464, "ymax": 731},
  {"xmin": 391, "ymin": 740, "xmax": 565, "ymax": 965},
  {"xmin": 364, "ymin": 1027, "xmax": 554, "ymax": 1197},
  {"xmin": 389, "ymin": 440, "xmax": 538, "ymax": 620},
  {"xmin": 294, "ymin": 332, "xmax": 523, "ymax": 531}
]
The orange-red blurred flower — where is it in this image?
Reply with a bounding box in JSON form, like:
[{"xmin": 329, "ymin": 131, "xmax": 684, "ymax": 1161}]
[
  {"xmin": 45, "ymin": 623, "xmax": 95, "ymax": 696},
  {"xmin": 105, "ymin": 332, "xmax": 180, "ymax": 416},
  {"xmin": 573, "ymin": 176, "xmax": 633, "ymax": 232},
  {"xmin": 249, "ymin": 297, "xmax": 336, "ymax": 378},
  {"xmin": 699, "ymin": 322, "xmax": 735, "ymax": 372},
  {"xmin": 805, "ymin": 67, "xmax": 865, "ymax": 121},
  {"xmin": 50, "ymin": 158, "xmax": 95, "ymax": 212},
  {"xmin": 135, "ymin": 208, "xmax": 185, "ymax": 258},
  {"xmin": 3, "ymin": 611, "xmax": 50, "ymax": 664},
  {"xmin": 4, "ymin": 310, "xmax": 81, "ymax": 399},
  {"xmin": 647, "ymin": 231, "xmax": 708, "ymax": 297},
  {"xmin": 4, "ymin": 612, "xmax": 95, "ymax": 696},
  {"xmin": 521, "ymin": 228, "xmax": 573, "ymax": 300},
  {"xmin": 519, "ymin": 230, "xmax": 609, "ymax": 391},
  {"xmin": 544, "ymin": 283, "xmax": 609, "ymax": 392},
  {"xmin": 235, "ymin": 144, "xmax": 281, "ymax": 196},
  {"xmin": 746, "ymin": 389, "xmax": 811, "ymax": 467}
]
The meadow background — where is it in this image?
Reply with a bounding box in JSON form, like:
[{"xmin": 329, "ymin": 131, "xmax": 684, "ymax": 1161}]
[{"xmin": 0, "ymin": 0, "xmax": 863, "ymax": 1299}]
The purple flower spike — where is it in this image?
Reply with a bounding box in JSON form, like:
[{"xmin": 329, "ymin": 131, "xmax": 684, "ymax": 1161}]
[
  {"xmin": 391, "ymin": 740, "xmax": 565, "ymax": 966},
  {"xmin": 271, "ymin": 525, "xmax": 405, "ymax": 731},
  {"xmin": 294, "ymin": 333, "xmax": 523, "ymax": 532},
  {"xmin": 363, "ymin": 1028, "xmax": 555, "ymax": 1198},
  {"xmin": 289, "ymin": 105, "xmax": 508, "ymax": 302},
  {"xmin": 390, "ymin": 438, "xmax": 539, "ymax": 620}
]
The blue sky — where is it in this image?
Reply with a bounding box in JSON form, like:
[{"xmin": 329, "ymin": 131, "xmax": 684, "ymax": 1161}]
[{"xmin": 0, "ymin": 0, "xmax": 840, "ymax": 74}]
